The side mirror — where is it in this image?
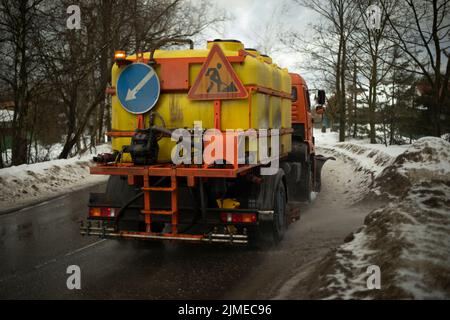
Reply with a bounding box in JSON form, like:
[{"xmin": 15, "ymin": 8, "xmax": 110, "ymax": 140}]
[{"xmin": 317, "ymin": 90, "xmax": 326, "ymax": 106}]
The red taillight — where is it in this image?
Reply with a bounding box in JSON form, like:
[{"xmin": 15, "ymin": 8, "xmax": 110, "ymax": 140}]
[
  {"xmin": 89, "ymin": 207, "xmax": 116, "ymax": 218},
  {"xmin": 220, "ymin": 213, "xmax": 257, "ymax": 224}
]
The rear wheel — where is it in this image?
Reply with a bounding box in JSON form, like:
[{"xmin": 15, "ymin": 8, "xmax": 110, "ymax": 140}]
[
  {"xmin": 254, "ymin": 173, "xmax": 287, "ymax": 246},
  {"xmin": 272, "ymin": 181, "xmax": 287, "ymax": 243}
]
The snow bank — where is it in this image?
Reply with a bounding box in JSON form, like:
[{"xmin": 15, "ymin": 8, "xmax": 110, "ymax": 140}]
[
  {"xmin": 374, "ymin": 137, "xmax": 450, "ymax": 197},
  {"xmin": 315, "ymin": 181, "xmax": 450, "ymax": 299},
  {"xmin": 315, "ymin": 129, "xmax": 408, "ymax": 176},
  {"xmin": 1, "ymin": 142, "xmax": 84, "ymax": 167},
  {"xmin": 0, "ymin": 145, "xmax": 111, "ymax": 212},
  {"xmin": 301, "ymin": 135, "xmax": 450, "ymax": 299}
]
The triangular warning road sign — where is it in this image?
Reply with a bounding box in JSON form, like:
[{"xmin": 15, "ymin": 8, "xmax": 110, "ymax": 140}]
[{"xmin": 188, "ymin": 44, "xmax": 248, "ymax": 100}]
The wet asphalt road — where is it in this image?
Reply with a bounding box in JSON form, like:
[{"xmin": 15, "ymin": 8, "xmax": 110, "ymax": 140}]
[{"xmin": 0, "ymin": 158, "xmax": 371, "ymax": 299}]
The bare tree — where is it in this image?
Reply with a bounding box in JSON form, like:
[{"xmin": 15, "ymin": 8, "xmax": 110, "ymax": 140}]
[
  {"xmin": 291, "ymin": 0, "xmax": 361, "ymax": 142},
  {"xmin": 34, "ymin": 0, "xmax": 227, "ymax": 159},
  {"xmin": 0, "ymin": 0, "xmax": 44, "ymax": 165},
  {"xmin": 349, "ymin": 0, "xmax": 399, "ymax": 143},
  {"xmin": 382, "ymin": 0, "xmax": 450, "ymax": 137},
  {"xmin": 244, "ymin": 3, "xmax": 286, "ymax": 56}
]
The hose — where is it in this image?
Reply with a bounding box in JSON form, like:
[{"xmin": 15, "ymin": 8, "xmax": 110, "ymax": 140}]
[
  {"xmin": 149, "ymin": 38, "xmax": 194, "ymax": 62},
  {"xmin": 177, "ymin": 186, "xmax": 201, "ymax": 234},
  {"xmin": 199, "ymin": 178, "xmax": 207, "ymax": 221},
  {"xmin": 115, "ymin": 176, "xmax": 202, "ymax": 235},
  {"xmin": 151, "ymin": 125, "xmax": 173, "ymax": 138},
  {"xmin": 114, "ymin": 176, "xmax": 167, "ymax": 228},
  {"xmin": 149, "ymin": 111, "xmax": 166, "ymax": 129}
]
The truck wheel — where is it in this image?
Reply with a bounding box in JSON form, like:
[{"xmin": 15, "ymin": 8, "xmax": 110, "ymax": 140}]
[
  {"xmin": 299, "ymin": 161, "xmax": 313, "ymax": 202},
  {"xmin": 254, "ymin": 174, "xmax": 287, "ymax": 246},
  {"xmin": 272, "ymin": 181, "xmax": 287, "ymax": 243}
]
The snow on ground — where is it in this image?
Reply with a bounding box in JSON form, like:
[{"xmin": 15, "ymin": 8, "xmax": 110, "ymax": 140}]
[
  {"xmin": 315, "ymin": 129, "xmax": 409, "ymax": 176},
  {"xmin": 317, "ymin": 179, "xmax": 450, "ymax": 299},
  {"xmin": 0, "ymin": 145, "xmax": 111, "ymax": 213},
  {"xmin": 373, "ymin": 137, "xmax": 450, "ymax": 198},
  {"xmin": 286, "ymin": 129, "xmax": 450, "ymax": 299},
  {"xmin": 1, "ymin": 142, "xmax": 96, "ymax": 167},
  {"xmin": 0, "ymin": 109, "xmax": 14, "ymax": 122}
]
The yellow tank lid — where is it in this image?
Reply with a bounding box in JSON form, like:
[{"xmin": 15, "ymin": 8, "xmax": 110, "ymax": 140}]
[{"xmin": 206, "ymin": 39, "xmax": 244, "ymax": 52}]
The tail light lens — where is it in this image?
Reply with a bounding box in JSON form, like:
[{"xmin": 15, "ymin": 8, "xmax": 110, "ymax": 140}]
[
  {"xmin": 89, "ymin": 207, "xmax": 117, "ymax": 218},
  {"xmin": 220, "ymin": 213, "xmax": 257, "ymax": 224}
]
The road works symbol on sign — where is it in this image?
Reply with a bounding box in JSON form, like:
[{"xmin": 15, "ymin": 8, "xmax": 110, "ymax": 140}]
[
  {"xmin": 117, "ymin": 62, "xmax": 160, "ymax": 114},
  {"xmin": 188, "ymin": 44, "xmax": 247, "ymax": 100}
]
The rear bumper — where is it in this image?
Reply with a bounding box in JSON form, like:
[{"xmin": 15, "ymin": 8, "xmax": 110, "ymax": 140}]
[
  {"xmin": 80, "ymin": 209, "xmax": 276, "ymax": 245},
  {"xmin": 79, "ymin": 222, "xmax": 252, "ymax": 245}
]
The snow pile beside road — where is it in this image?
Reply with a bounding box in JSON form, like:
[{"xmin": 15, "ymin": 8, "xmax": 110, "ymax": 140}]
[
  {"xmin": 0, "ymin": 145, "xmax": 110, "ymax": 212},
  {"xmin": 1, "ymin": 143, "xmax": 66, "ymax": 167},
  {"xmin": 317, "ymin": 181, "xmax": 450, "ymax": 299},
  {"xmin": 314, "ymin": 129, "xmax": 409, "ymax": 202},
  {"xmin": 306, "ymin": 137, "xmax": 450, "ymax": 299},
  {"xmin": 373, "ymin": 137, "xmax": 450, "ymax": 197},
  {"xmin": 315, "ymin": 130, "xmax": 408, "ymax": 176}
]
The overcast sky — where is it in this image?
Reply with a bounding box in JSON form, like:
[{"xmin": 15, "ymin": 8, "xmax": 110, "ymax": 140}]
[{"xmin": 195, "ymin": 0, "xmax": 319, "ymax": 83}]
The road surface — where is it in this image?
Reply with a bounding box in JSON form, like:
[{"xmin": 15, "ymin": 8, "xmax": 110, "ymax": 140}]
[{"xmin": 0, "ymin": 157, "xmax": 375, "ymax": 299}]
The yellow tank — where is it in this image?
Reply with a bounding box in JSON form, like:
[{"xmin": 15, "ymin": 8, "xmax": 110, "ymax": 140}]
[{"xmin": 111, "ymin": 40, "xmax": 292, "ymax": 163}]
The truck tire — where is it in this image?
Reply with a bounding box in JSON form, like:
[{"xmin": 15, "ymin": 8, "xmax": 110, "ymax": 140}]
[
  {"xmin": 254, "ymin": 170, "xmax": 287, "ymax": 246},
  {"xmin": 272, "ymin": 181, "xmax": 287, "ymax": 243}
]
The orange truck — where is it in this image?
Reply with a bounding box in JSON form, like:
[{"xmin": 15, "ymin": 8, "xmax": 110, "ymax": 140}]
[{"xmin": 80, "ymin": 39, "xmax": 331, "ymax": 245}]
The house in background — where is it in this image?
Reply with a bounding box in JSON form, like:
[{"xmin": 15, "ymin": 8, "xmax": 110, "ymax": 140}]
[{"xmin": 0, "ymin": 98, "xmax": 14, "ymax": 151}]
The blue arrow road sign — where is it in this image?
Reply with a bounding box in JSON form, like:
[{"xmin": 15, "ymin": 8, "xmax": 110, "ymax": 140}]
[{"xmin": 116, "ymin": 63, "xmax": 160, "ymax": 114}]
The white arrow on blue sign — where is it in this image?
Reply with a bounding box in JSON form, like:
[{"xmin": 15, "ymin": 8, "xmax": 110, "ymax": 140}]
[{"xmin": 116, "ymin": 63, "xmax": 160, "ymax": 114}]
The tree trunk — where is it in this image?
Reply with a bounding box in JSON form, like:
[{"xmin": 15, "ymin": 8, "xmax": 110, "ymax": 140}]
[
  {"xmin": 11, "ymin": 0, "xmax": 31, "ymax": 166},
  {"xmin": 336, "ymin": 32, "xmax": 344, "ymax": 142},
  {"xmin": 58, "ymin": 89, "xmax": 104, "ymax": 159},
  {"xmin": 369, "ymin": 52, "xmax": 378, "ymax": 144},
  {"xmin": 339, "ymin": 36, "xmax": 347, "ymax": 142},
  {"xmin": 352, "ymin": 62, "xmax": 358, "ymax": 138}
]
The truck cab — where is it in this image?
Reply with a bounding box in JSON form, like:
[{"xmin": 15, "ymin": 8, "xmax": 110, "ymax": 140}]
[
  {"xmin": 290, "ymin": 73, "xmax": 315, "ymax": 154},
  {"xmin": 287, "ymin": 73, "xmax": 328, "ymax": 202}
]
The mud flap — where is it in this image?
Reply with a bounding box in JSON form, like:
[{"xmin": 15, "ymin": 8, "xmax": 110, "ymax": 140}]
[{"xmin": 314, "ymin": 155, "xmax": 336, "ymax": 192}]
